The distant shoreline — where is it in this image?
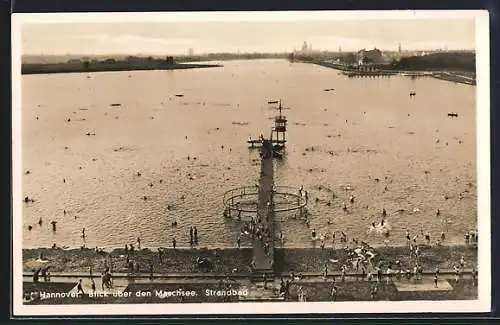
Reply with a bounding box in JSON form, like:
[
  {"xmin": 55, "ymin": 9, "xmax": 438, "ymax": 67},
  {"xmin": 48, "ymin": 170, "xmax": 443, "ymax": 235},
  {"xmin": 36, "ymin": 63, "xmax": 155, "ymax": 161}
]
[
  {"xmin": 21, "ymin": 62, "xmax": 223, "ymax": 75},
  {"xmin": 305, "ymin": 60, "xmax": 476, "ymax": 85}
]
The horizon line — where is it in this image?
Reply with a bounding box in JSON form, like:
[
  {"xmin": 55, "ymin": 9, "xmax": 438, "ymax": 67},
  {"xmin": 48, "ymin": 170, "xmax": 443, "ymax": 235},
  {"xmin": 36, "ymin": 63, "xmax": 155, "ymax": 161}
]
[{"xmin": 22, "ymin": 48, "xmax": 476, "ymax": 57}]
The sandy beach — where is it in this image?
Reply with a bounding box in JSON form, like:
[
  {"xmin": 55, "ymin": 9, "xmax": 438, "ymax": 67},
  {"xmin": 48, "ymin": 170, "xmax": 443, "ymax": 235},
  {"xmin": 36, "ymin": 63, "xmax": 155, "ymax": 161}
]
[{"xmin": 23, "ymin": 244, "xmax": 477, "ymax": 275}]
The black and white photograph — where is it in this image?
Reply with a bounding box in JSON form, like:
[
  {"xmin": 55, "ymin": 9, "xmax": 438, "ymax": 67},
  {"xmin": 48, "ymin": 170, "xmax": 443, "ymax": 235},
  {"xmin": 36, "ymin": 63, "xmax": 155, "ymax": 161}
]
[{"xmin": 12, "ymin": 10, "xmax": 490, "ymax": 316}]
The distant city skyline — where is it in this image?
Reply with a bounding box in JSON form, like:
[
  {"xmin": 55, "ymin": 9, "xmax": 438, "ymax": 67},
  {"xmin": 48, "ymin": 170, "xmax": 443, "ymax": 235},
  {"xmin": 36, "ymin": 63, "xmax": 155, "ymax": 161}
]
[{"xmin": 19, "ymin": 12, "xmax": 477, "ymax": 56}]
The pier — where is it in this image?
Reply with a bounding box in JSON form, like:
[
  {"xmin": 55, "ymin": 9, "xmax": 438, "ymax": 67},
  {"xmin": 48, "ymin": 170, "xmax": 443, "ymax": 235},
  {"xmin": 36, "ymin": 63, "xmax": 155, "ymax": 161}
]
[{"xmin": 252, "ymin": 139, "xmax": 276, "ymax": 272}]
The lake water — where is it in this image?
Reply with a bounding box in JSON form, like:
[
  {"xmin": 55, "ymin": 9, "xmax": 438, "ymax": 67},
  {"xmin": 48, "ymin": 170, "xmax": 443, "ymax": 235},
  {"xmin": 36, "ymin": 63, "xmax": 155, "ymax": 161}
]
[{"xmin": 21, "ymin": 59, "xmax": 477, "ymax": 249}]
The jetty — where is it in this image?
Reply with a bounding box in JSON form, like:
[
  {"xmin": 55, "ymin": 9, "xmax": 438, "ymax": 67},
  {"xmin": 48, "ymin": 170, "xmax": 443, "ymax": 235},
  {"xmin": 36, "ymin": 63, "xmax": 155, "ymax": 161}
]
[
  {"xmin": 342, "ymin": 70, "xmax": 397, "ymax": 77},
  {"xmin": 225, "ymin": 100, "xmax": 307, "ymax": 275},
  {"xmin": 252, "ymin": 139, "xmax": 276, "ymax": 273}
]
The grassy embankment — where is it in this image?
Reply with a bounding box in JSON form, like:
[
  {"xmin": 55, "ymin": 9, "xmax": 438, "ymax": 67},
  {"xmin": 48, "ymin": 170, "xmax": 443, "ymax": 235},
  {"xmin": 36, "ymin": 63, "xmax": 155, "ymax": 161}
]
[{"xmin": 21, "ymin": 60, "xmax": 222, "ymax": 75}]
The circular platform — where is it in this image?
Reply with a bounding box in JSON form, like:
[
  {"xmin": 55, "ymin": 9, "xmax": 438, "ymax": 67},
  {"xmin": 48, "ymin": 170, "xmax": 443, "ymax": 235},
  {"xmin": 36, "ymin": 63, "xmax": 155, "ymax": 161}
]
[{"xmin": 223, "ymin": 185, "xmax": 308, "ymax": 214}]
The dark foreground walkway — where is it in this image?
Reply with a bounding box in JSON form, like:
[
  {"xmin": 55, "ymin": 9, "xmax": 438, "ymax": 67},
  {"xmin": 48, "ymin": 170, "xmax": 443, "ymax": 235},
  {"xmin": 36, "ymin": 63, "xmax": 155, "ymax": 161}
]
[{"xmin": 23, "ymin": 270, "xmax": 477, "ymax": 304}]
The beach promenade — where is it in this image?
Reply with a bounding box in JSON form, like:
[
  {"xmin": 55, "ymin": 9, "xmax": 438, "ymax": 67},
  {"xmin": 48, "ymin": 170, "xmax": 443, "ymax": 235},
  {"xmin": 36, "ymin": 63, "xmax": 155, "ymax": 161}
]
[{"xmin": 22, "ymin": 269, "xmax": 477, "ymax": 304}]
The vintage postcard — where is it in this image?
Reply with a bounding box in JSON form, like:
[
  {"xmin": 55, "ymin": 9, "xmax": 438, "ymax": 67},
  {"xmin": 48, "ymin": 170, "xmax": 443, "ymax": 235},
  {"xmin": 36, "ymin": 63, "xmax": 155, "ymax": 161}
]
[{"xmin": 12, "ymin": 10, "xmax": 490, "ymax": 316}]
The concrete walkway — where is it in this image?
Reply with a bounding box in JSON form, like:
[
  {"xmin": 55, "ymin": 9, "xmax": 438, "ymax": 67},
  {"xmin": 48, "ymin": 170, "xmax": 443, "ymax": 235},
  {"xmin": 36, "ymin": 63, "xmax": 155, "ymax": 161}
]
[{"xmin": 23, "ymin": 268, "xmax": 474, "ymax": 279}]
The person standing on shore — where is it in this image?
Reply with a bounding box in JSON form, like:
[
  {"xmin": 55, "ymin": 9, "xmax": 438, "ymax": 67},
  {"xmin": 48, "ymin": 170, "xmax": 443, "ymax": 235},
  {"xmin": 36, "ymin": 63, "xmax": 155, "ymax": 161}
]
[
  {"xmin": 194, "ymin": 227, "xmax": 198, "ymax": 244},
  {"xmin": 172, "ymin": 238, "xmax": 177, "ymax": 249},
  {"xmin": 370, "ymin": 285, "xmax": 377, "ymax": 300},
  {"xmin": 297, "ymin": 286, "xmax": 305, "ymax": 302},
  {"xmin": 158, "ymin": 248, "xmax": 163, "ymax": 264},
  {"xmin": 331, "ymin": 285, "xmax": 337, "ymax": 301},
  {"xmin": 137, "ymin": 237, "xmax": 141, "ymax": 250},
  {"xmin": 376, "ymin": 267, "xmax": 382, "ymax": 283},
  {"xmin": 454, "ymin": 264, "xmax": 460, "ymax": 282},
  {"xmin": 91, "ymin": 278, "xmax": 96, "ymax": 295},
  {"xmin": 33, "ymin": 268, "xmax": 41, "ymax": 283},
  {"xmin": 472, "ymin": 266, "xmax": 477, "ymax": 286},
  {"xmin": 460, "ymin": 256, "xmax": 466, "ymax": 269},
  {"xmin": 77, "ymin": 279, "xmax": 85, "ymax": 295},
  {"xmin": 433, "ymin": 274, "xmax": 438, "ymax": 288},
  {"xmin": 237, "ymin": 236, "xmax": 241, "ymax": 249},
  {"xmin": 386, "ymin": 266, "xmax": 393, "ymax": 285}
]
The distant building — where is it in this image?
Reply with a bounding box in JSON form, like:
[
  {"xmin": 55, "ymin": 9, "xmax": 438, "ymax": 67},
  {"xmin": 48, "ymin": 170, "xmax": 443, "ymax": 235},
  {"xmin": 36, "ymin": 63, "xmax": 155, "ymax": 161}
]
[
  {"xmin": 357, "ymin": 48, "xmax": 383, "ymax": 65},
  {"xmin": 188, "ymin": 48, "xmax": 194, "ymax": 56},
  {"xmin": 301, "ymin": 41, "xmax": 309, "ymax": 54}
]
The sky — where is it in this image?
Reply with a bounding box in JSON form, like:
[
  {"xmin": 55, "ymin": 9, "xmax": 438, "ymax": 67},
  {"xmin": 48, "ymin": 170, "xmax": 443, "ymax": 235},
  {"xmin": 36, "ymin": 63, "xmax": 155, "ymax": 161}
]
[{"xmin": 20, "ymin": 13, "xmax": 477, "ymax": 55}]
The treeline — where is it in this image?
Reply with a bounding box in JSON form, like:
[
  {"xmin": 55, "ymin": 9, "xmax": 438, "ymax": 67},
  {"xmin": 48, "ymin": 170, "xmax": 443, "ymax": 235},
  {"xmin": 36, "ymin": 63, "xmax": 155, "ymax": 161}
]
[
  {"xmin": 177, "ymin": 52, "xmax": 289, "ymax": 62},
  {"xmin": 390, "ymin": 52, "xmax": 475, "ymax": 72},
  {"xmin": 289, "ymin": 52, "xmax": 355, "ymax": 63}
]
